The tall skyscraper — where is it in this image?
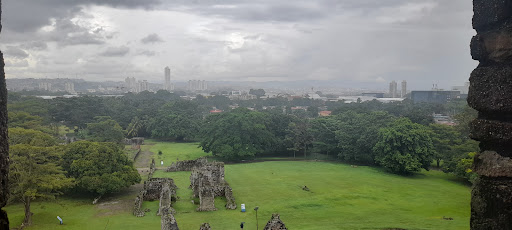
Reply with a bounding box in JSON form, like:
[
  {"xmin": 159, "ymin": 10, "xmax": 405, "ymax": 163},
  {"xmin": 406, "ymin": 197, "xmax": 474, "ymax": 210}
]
[
  {"xmin": 389, "ymin": 81, "xmax": 398, "ymax": 98},
  {"xmin": 164, "ymin": 66, "xmax": 171, "ymax": 91},
  {"xmin": 401, "ymin": 80, "xmax": 407, "ymax": 98}
]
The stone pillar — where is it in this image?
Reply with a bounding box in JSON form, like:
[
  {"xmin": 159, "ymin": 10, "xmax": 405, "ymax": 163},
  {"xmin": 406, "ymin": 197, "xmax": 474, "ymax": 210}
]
[
  {"xmin": 199, "ymin": 223, "xmax": 211, "ymax": 230},
  {"xmin": 0, "ymin": 0, "xmax": 10, "ymax": 229},
  {"xmin": 263, "ymin": 213, "xmax": 287, "ymax": 230},
  {"xmin": 468, "ymin": 0, "xmax": 512, "ymax": 229}
]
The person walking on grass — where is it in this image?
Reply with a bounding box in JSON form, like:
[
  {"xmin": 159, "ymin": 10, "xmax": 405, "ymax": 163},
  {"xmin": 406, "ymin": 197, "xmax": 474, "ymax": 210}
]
[{"xmin": 240, "ymin": 222, "xmax": 245, "ymax": 229}]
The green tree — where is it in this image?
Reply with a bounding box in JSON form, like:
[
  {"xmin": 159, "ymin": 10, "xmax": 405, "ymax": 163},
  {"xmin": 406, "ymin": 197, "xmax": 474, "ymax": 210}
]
[
  {"xmin": 200, "ymin": 108, "xmax": 275, "ymax": 159},
  {"xmin": 147, "ymin": 101, "xmax": 202, "ymax": 141},
  {"xmin": 249, "ymin": 89, "xmax": 266, "ymax": 98},
  {"xmin": 336, "ymin": 111, "xmax": 395, "ymax": 164},
  {"xmin": 9, "ymin": 139, "xmax": 74, "ymax": 226},
  {"xmin": 373, "ymin": 118, "xmax": 436, "ymax": 174},
  {"xmin": 453, "ymin": 152, "xmax": 477, "ymax": 184},
  {"xmin": 429, "ymin": 124, "xmax": 462, "ymax": 167},
  {"xmin": 310, "ymin": 117, "xmax": 340, "ymax": 156},
  {"xmin": 86, "ymin": 116, "xmax": 125, "ymax": 143},
  {"xmin": 8, "ymin": 127, "xmax": 58, "ymax": 147},
  {"xmin": 285, "ymin": 121, "xmax": 313, "ymax": 158},
  {"xmin": 62, "ymin": 141, "xmax": 140, "ymax": 195}
]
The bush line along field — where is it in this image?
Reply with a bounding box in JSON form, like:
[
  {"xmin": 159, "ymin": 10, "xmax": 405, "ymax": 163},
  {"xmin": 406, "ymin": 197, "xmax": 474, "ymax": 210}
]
[{"xmin": 6, "ymin": 142, "xmax": 470, "ymax": 230}]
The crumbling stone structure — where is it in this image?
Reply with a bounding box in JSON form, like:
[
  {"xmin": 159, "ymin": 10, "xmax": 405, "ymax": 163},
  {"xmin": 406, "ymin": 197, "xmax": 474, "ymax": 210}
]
[
  {"xmin": 190, "ymin": 162, "xmax": 236, "ymax": 211},
  {"xmin": 161, "ymin": 207, "xmax": 179, "ymax": 230},
  {"xmin": 469, "ymin": 1, "xmax": 512, "ymax": 229},
  {"xmin": 166, "ymin": 157, "xmax": 208, "ymax": 172},
  {"xmin": 144, "ymin": 178, "xmax": 177, "ymax": 201},
  {"xmin": 148, "ymin": 158, "xmax": 156, "ymax": 180},
  {"xmin": 0, "ymin": 1, "xmax": 9, "ymax": 228},
  {"xmin": 263, "ymin": 213, "xmax": 288, "ymax": 230},
  {"xmin": 199, "ymin": 223, "xmax": 211, "ymax": 230},
  {"xmin": 133, "ymin": 178, "xmax": 177, "ymax": 217}
]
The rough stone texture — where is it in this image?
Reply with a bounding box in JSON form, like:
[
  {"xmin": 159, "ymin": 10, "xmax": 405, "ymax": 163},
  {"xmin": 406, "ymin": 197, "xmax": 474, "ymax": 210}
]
[
  {"xmin": 474, "ymin": 151, "xmax": 512, "ymax": 177},
  {"xmin": 224, "ymin": 185, "xmax": 237, "ymax": 210},
  {"xmin": 158, "ymin": 183, "xmax": 173, "ymax": 216},
  {"xmin": 197, "ymin": 187, "xmax": 216, "ymax": 211},
  {"xmin": 473, "ymin": 0, "xmax": 512, "ymax": 32},
  {"xmin": 0, "ymin": 0, "xmax": 10, "ymax": 228},
  {"xmin": 166, "ymin": 157, "xmax": 208, "ymax": 172},
  {"xmin": 143, "ymin": 178, "xmax": 177, "ymax": 201},
  {"xmin": 190, "ymin": 162, "xmax": 236, "ymax": 211},
  {"xmin": 468, "ymin": 66, "xmax": 512, "ymax": 113},
  {"xmin": 148, "ymin": 158, "xmax": 156, "ymax": 180},
  {"xmin": 161, "ymin": 207, "xmax": 179, "ymax": 230},
  {"xmin": 263, "ymin": 213, "xmax": 288, "ymax": 230},
  {"xmin": 471, "ymin": 27, "xmax": 512, "ymax": 63},
  {"xmin": 133, "ymin": 191, "xmax": 146, "ymax": 217},
  {"xmin": 199, "ymin": 223, "xmax": 211, "ymax": 230},
  {"xmin": 470, "ymin": 1, "xmax": 512, "ymax": 229},
  {"xmin": 471, "ymin": 177, "xmax": 512, "ymax": 229},
  {"xmin": 470, "ymin": 118, "xmax": 512, "ymax": 144}
]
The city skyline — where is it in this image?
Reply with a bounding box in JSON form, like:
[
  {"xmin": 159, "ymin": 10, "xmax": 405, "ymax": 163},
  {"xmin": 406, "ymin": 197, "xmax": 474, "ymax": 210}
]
[{"xmin": 0, "ymin": 0, "xmax": 475, "ymax": 90}]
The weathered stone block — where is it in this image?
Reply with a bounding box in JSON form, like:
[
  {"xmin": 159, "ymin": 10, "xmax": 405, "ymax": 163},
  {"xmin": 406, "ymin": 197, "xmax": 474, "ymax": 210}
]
[
  {"xmin": 470, "ymin": 119, "xmax": 512, "ymax": 144},
  {"xmin": 471, "ymin": 28, "xmax": 512, "ymax": 63},
  {"xmin": 161, "ymin": 208, "xmax": 179, "ymax": 230},
  {"xmin": 473, "ymin": 0, "xmax": 512, "ymax": 32},
  {"xmin": 133, "ymin": 191, "xmax": 146, "ymax": 217},
  {"xmin": 224, "ymin": 185, "xmax": 237, "ymax": 210},
  {"xmin": 143, "ymin": 178, "xmax": 177, "ymax": 201},
  {"xmin": 197, "ymin": 187, "xmax": 216, "ymax": 212},
  {"xmin": 474, "ymin": 151, "xmax": 512, "ymax": 177},
  {"xmin": 199, "ymin": 223, "xmax": 211, "ymax": 230},
  {"xmin": 167, "ymin": 157, "xmax": 208, "ymax": 172},
  {"xmin": 468, "ymin": 66, "xmax": 512, "ymax": 113},
  {"xmin": 263, "ymin": 213, "xmax": 288, "ymax": 230},
  {"xmin": 471, "ymin": 176, "xmax": 512, "ymax": 229}
]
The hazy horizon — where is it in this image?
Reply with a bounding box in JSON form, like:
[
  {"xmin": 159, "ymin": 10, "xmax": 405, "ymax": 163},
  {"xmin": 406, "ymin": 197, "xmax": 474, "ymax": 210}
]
[{"xmin": 1, "ymin": 0, "xmax": 476, "ymax": 90}]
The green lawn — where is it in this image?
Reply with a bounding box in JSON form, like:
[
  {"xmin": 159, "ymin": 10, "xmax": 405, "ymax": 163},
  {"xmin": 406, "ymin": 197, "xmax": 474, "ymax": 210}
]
[
  {"xmin": 148, "ymin": 141, "xmax": 209, "ymax": 166},
  {"xmin": 152, "ymin": 162, "xmax": 470, "ymax": 230},
  {"xmin": 5, "ymin": 141, "xmax": 471, "ymax": 230}
]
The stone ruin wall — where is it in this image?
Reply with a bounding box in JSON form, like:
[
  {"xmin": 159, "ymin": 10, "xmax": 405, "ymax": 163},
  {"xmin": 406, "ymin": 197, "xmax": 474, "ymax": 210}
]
[
  {"xmin": 189, "ymin": 162, "xmax": 237, "ymax": 211},
  {"xmin": 469, "ymin": 1, "xmax": 512, "ymax": 229},
  {"xmin": 0, "ymin": 0, "xmax": 9, "ymax": 228},
  {"xmin": 143, "ymin": 178, "xmax": 177, "ymax": 202},
  {"xmin": 148, "ymin": 159, "xmax": 156, "ymax": 180},
  {"xmin": 166, "ymin": 157, "xmax": 208, "ymax": 172},
  {"xmin": 199, "ymin": 223, "xmax": 211, "ymax": 230},
  {"xmin": 263, "ymin": 213, "xmax": 288, "ymax": 230}
]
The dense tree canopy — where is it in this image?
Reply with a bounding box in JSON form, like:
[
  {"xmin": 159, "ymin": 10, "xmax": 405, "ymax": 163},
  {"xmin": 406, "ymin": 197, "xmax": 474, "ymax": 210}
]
[
  {"xmin": 373, "ymin": 118, "xmax": 436, "ymax": 174},
  {"xmin": 200, "ymin": 108, "xmax": 275, "ymax": 159},
  {"xmin": 8, "ymin": 132, "xmax": 73, "ymax": 226},
  {"xmin": 335, "ymin": 111, "xmax": 395, "ymax": 164},
  {"xmin": 62, "ymin": 141, "xmax": 140, "ymax": 195}
]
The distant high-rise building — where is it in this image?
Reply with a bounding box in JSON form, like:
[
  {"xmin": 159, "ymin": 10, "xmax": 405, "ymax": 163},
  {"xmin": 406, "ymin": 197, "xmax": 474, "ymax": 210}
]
[
  {"xmin": 124, "ymin": 77, "xmax": 137, "ymax": 92},
  {"xmin": 188, "ymin": 80, "xmax": 207, "ymax": 91},
  {"xmin": 39, "ymin": 82, "xmax": 52, "ymax": 91},
  {"xmin": 137, "ymin": 80, "xmax": 149, "ymax": 93},
  {"xmin": 401, "ymin": 80, "xmax": 407, "ymax": 98},
  {"xmin": 64, "ymin": 82, "xmax": 75, "ymax": 94},
  {"xmin": 389, "ymin": 81, "xmax": 398, "ymax": 98},
  {"xmin": 164, "ymin": 66, "xmax": 171, "ymax": 91}
]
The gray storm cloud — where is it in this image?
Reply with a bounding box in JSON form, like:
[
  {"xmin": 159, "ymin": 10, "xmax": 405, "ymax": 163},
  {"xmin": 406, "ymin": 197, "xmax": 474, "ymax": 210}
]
[{"xmin": 0, "ymin": 0, "xmax": 476, "ymax": 89}]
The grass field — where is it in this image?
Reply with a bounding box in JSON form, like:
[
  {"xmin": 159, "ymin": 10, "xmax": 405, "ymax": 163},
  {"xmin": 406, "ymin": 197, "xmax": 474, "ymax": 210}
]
[
  {"xmin": 148, "ymin": 141, "xmax": 209, "ymax": 166},
  {"xmin": 5, "ymin": 142, "xmax": 471, "ymax": 230}
]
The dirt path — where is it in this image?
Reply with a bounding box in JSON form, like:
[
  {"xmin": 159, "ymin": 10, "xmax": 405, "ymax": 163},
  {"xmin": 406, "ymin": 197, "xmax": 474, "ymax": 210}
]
[{"xmin": 134, "ymin": 144, "xmax": 155, "ymax": 168}]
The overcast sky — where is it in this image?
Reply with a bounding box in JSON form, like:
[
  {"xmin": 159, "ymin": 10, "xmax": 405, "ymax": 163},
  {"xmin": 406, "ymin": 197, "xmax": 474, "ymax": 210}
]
[{"xmin": 1, "ymin": 0, "xmax": 476, "ymax": 90}]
